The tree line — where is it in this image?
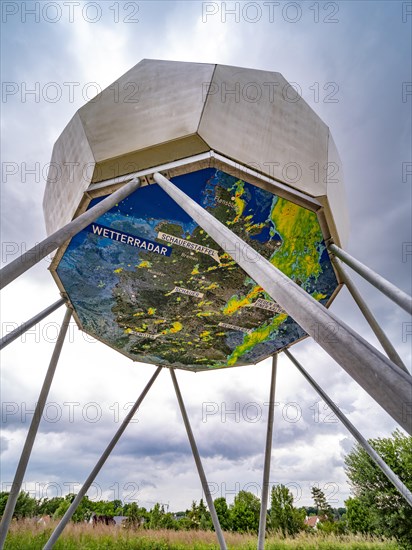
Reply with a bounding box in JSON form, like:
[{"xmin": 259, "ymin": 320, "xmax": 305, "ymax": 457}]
[
  {"xmin": 1, "ymin": 430, "xmax": 410, "ymax": 547},
  {"xmin": 0, "ymin": 487, "xmax": 344, "ymax": 532}
]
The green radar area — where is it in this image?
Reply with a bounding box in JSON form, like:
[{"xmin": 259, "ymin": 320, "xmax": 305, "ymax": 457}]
[{"xmin": 52, "ymin": 168, "xmax": 338, "ymax": 371}]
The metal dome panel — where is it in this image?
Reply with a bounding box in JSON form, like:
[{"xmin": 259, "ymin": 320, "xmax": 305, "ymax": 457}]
[{"xmin": 43, "ymin": 59, "xmax": 349, "ymax": 248}]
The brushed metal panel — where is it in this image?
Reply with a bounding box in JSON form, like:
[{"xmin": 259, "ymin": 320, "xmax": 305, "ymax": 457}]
[
  {"xmin": 43, "ymin": 112, "xmax": 95, "ymax": 236},
  {"xmin": 43, "ymin": 59, "xmax": 348, "ymax": 250},
  {"xmin": 79, "ymin": 59, "xmax": 215, "ymax": 163},
  {"xmin": 198, "ymin": 64, "xmax": 329, "ymax": 197},
  {"xmin": 322, "ymin": 132, "xmax": 349, "ymax": 247},
  {"xmin": 91, "ymin": 134, "xmax": 209, "ymax": 183}
]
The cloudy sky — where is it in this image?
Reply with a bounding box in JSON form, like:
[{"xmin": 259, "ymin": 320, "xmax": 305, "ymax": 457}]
[{"xmin": 1, "ymin": 0, "xmax": 411, "ymax": 514}]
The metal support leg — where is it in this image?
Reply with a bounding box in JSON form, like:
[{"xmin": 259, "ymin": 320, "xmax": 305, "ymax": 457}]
[
  {"xmin": 0, "ymin": 178, "xmax": 141, "ymax": 290},
  {"xmin": 0, "ymin": 298, "xmax": 65, "ymax": 350},
  {"xmin": 284, "ymin": 349, "xmax": 412, "ymax": 508},
  {"xmin": 170, "ymin": 369, "xmax": 227, "ymax": 550},
  {"xmin": 0, "ymin": 308, "xmax": 72, "ymax": 549},
  {"xmin": 43, "ymin": 366, "xmax": 162, "ymax": 550},
  {"xmin": 153, "ymin": 172, "xmax": 412, "ymax": 435},
  {"xmin": 332, "ymin": 258, "xmax": 409, "ymax": 373},
  {"xmin": 257, "ymin": 354, "xmax": 277, "ymax": 550},
  {"xmin": 329, "ymin": 243, "xmax": 412, "ymax": 315}
]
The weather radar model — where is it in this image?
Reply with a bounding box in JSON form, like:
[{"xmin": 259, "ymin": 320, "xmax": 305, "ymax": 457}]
[{"xmin": 1, "ymin": 60, "xmax": 411, "ymax": 550}]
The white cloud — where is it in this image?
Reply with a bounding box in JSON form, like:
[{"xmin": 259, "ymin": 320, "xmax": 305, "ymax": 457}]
[{"xmin": 63, "ymin": 17, "xmax": 135, "ymax": 91}]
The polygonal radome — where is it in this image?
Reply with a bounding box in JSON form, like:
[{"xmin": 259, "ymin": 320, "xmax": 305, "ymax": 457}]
[{"xmin": 46, "ymin": 60, "xmax": 347, "ymax": 371}]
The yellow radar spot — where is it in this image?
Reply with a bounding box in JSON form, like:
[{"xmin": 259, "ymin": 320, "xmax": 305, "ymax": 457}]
[
  {"xmin": 137, "ymin": 260, "xmax": 152, "ymax": 269},
  {"xmin": 227, "ymin": 313, "xmax": 288, "ymax": 366},
  {"xmin": 161, "ymin": 321, "xmax": 183, "ymax": 334},
  {"xmin": 201, "ymin": 282, "xmax": 218, "ymax": 291},
  {"xmin": 223, "ymin": 286, "xmax": 263, "ymax": 315}
]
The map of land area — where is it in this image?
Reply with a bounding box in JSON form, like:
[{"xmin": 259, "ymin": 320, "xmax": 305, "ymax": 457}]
[{"xmin": 56, "ymin": 168, "xmax": 338, "ymax": 370}]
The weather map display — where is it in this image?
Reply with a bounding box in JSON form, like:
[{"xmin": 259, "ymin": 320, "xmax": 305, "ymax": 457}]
[{"xmin": 55, "ymin": 168, "xmax": 338, "ymax": 371}]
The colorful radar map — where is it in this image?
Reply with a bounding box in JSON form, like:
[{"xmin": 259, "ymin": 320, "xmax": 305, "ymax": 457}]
[{"xmin": 55, "ymin": 168, "xmax": 338, "ymax": 370}]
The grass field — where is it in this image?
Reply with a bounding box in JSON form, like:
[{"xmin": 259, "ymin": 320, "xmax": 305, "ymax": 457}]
[{"xmin": 3, "ymin": 521, "xmax": 401, "ymax": 549}]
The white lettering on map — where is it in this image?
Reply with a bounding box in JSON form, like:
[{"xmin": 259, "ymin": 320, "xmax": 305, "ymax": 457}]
[
  {"xmin": 169, "ymin": 286, "xmax": 204, "ymax": 298},
  {"xmin": 218, "ymin": 322, "xmax": 253, "ymax": 334},
  {"xmin": 91, "ymin": 224, "xmax": 169, "ymax": 256},
  {"xmin": 157, "ymin": 232, "xmax": 220, "ymax": 263},
  {"xmin": 253, "ymin": 298, "xmax": 285, "ymax": 314},
  {"xmin": 132, "ymin": 332, "xmax": 160, "ymax": 340}
]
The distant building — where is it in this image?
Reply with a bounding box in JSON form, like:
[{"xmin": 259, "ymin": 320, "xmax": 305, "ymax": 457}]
[{"xmin": 304, "ymin": 515, "xmax": 323, "ymax": 529}]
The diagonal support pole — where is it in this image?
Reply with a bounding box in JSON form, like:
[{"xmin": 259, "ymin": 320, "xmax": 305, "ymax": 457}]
[
  {"xmin": 329, "ymin": 243, "xmax": 412, "ymax": 315},
  {"xmin": 0, "ymin": 307, "xmax": 72, "ymax": 549},
  {"xmin": 0, "ymin": 178, "xmax": 141, "ymax": 290},
  {"xmin": 0, "ymin": 298, "xmax": 65, "ymax": 350},
  {"xmin": 284, "ymin": 349, "xmax": 412, "ymax": 508},
  {"xmin": 331, "ymin": 257, "xmax": 409, "ymax": 373},
  {"xmin": 43, "ymin": 366, "xmax": 162, "ymax": 550},
  {"xmin": 257, "ymin": 354, "xmax": 278, "ymax": 550},
  {"xmin": 170, "ymin": 369, "xmax": 227, "ymax": 550},
  {"xmin": 153, "ymin": 172, "xmax": 412, "ymax": 435}
]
